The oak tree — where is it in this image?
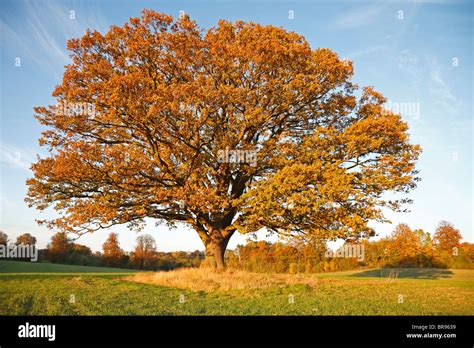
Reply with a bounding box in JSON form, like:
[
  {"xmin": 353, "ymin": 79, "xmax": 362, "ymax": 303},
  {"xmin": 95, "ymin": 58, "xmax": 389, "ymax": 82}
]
[
  {"xmin": 102, "ymin": 232, "xmax": 125, "ymax": 266},
  {"xmin": 26, "ymin": 10, "xmax": 420, "ymax": 269},
  {"xmin": 434, "ymin": 221, "xmax": 462, "ymax": 252},
  {"xmin": 0, "ymin": 231, "xmax": 8, "ymax": 246},
  {"xmin": 131, "ymin": 234, "xmax": 157, "ymax": 269},
  {"xmin": 15, "ymin": 233, "xmax": 37, "ymax": 246},
  {"xmin": 46, "ymin": 232, "xmax": 71, "ymax": 263}
]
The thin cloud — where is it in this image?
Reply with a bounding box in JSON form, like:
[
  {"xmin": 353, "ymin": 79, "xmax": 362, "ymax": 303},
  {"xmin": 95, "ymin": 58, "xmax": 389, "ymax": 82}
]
[
  {"xmin": 0, "ymin": 143, "xmax": 35, "ymax": 171},
  {"xmin": 428, "ymin": 58, "xmax": 462, "ymax": 114},
  {"xmin": 346, "ymin": 45, "xmax": 388, "ymax": 59},
  {"xmin": 1, "ymin": 0, "xmax": 108, "ymax": 77},
  {"xmin": 333, "ymin": 2, "xmax": 390, "ymax": 30},
  {"xmin": 396, "ymin": 49, "xmax": 422, "ymax": 85}
]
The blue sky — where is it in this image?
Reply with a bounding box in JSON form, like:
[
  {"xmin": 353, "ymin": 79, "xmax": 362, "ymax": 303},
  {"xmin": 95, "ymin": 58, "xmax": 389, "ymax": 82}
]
[{"xmin": 0, "ymin": 0, "xmax": 472, "ymax": 252}]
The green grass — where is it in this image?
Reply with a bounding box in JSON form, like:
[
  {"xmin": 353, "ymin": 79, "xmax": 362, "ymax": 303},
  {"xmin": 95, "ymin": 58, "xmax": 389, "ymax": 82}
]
[
  {"xmin": 0, "ymin": 261, "xmax": 473, "ymax": 315},
  {"xmin": 0, "ymin": 260, "xmax": 137, "ymax": 274}
]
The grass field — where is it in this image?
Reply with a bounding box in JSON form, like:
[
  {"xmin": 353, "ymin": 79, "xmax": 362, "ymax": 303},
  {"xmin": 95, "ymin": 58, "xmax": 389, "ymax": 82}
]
[
  {"xmin": 0, "ymin": 261, "xmax": 473, "ymax": 315},
  {"xmin": 0, "ymin": 260, "xmax": 138, "ymax": 274}
]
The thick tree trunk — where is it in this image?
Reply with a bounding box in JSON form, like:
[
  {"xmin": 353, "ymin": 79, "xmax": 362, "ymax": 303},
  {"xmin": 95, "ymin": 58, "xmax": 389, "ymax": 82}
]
[{"xmin": 201, "ymin": 230, "xmax": 232, "ymax": 271}]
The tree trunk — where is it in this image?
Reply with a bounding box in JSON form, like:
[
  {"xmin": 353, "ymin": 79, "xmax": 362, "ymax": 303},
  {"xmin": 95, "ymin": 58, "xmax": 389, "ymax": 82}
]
[{"xmin": 202, "ymin": 230, "xmax": 231, "ymax": 271}]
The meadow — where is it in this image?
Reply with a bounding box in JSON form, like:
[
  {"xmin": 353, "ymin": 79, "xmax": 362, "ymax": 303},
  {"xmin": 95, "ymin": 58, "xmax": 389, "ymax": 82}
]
[{"xmin": 0, "ymin": 261, "xmax": 473, "ymax": 315}]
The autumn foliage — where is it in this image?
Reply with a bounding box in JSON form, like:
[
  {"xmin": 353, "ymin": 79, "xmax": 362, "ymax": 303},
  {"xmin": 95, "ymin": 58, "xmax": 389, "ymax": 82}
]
[
  {"xmin": 102, "ymin": 232, "xmax": 126, "ymax": 267},
  {"xmin": 26, "ymin": 10, "xmax": 421, "ymax": 269},
  {"xmin": 0, "ymin": 231, "xmax": 9, "ymax": 246},
  {"xmin": 3, "ymin": 220, "xmax": 471, "ymax": 272},
  {"xmin": 433, "ymin": 221, "xmax": 462, "ymax": 251},
  {"xmin": 15, "ymin": 233, "xmax": 37, "ymax": 246},
  {"xmin": 230, "ymin": 222, "xmax": 474, "ymax": 272},
  {"xmin": 45, "ymin": 232, "xmax": 71, "ymax": 263}
]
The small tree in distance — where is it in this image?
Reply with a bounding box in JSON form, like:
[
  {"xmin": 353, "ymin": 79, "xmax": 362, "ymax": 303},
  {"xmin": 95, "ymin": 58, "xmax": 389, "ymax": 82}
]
[
  {"xmin": 0, "ymin": 231, "xmax": 8, "ymax": 246},
  {"xmin": 46, "ymin": 232, "xmax": 71, "ymax": 263},
  {"xmin": 102, "ymin": 232, "xmax": 126, "ymax": 267},
  {"xmin": 26, "ymin": 10, "xmax": 421, "ymax": 269},
  {"xmin": 131, "ymin": 234, "xmax": 157, "ymax": 269},
  {"xmin": 15, "ymin": 233, "xmax": 37, "ymax": 246},
  {"xmin": 434, "ymin": 221, "xmax": 462, "ymax": 252}
]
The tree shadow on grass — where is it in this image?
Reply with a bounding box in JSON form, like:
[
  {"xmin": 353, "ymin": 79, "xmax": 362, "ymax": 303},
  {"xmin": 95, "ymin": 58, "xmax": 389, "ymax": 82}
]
[{"xmin": 351, "ymin": 268, "xmax": 454, "ymax": 280}]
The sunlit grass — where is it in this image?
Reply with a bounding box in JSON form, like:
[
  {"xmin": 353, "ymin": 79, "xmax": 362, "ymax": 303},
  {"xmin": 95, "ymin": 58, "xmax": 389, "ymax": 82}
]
[{"xmin": 1, "ymin": 262, "xmax": 473, "ymax": 315}]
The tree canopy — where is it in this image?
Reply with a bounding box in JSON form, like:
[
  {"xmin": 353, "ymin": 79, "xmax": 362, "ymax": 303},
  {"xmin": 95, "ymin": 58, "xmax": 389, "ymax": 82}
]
[
  {"xmin": 15, "ymin": 233, "xmax": 37, "ymax": 246},
  {"xmin": 26, "ymin": 10, "xmax": 421, "ymax": 269}
]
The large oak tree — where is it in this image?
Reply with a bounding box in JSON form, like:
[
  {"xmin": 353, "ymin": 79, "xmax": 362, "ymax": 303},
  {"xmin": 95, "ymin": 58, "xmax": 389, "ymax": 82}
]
[{"xmin": 27, "ymin": 10, "xmax": 421, "ymax": 269}]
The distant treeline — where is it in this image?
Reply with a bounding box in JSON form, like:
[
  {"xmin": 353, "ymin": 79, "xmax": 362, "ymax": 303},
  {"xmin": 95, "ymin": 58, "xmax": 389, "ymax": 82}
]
[
  {"xmin": 228, "ymin": 222, "xmax": 474, "ymax": 273},
  {"xmin": 0, "ymin": 231, "xmax": 203, "ymax": 270},
  {"xmin": 0, "ymin": 220, "xmax": 473, "ymax": 272}
]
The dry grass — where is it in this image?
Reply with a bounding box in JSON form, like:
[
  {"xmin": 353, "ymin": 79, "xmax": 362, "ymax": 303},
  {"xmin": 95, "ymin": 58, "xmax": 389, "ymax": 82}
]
[{"xmin": 124, "ymin": 267, "xmax": 322, "ymax": 292}]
